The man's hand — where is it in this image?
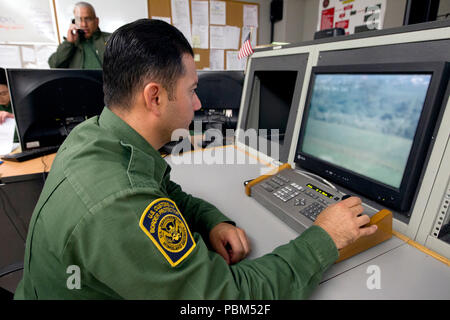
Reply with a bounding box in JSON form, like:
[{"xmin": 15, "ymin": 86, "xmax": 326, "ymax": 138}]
[
  {"xmin": 0, "ymin": 111, "xmax": 14, "ymax": 124},
  {"xmin": 66, "ymin": 23, "xmax": 79, "ymax": 43},
  {"xmin": 314, "ymin": 196, "xmax": 378, "ymax": 250},
  {"xmin": 209, "ymin": 223, "xmax": 251, "ymax": 265}
]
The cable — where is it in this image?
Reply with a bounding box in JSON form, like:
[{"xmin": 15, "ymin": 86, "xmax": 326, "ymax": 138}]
[{"xmin": 40, "ymin": 154, "xmax": 49, "ymax": 183}]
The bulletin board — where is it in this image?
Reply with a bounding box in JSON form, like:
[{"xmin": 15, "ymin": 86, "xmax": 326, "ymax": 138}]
[{"xmin": 148, "ymin": 0, "xmax": 259, "ymax": 70}]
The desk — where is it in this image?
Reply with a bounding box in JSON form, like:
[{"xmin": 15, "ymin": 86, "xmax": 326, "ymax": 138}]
[
  {"xmin": 0, "ymin": 153, "xmax": 55, "ymax": 178},
  {"xmin": 166, "ymin": 145, "xmax": 450, "ymax": 299},
  {"xmin": 0, "ymin": 153, "xmax": 56, "ymax": 294},
  {"xmin": 2, "ymin": 147, "xmax": 449, "ymax": 298}
]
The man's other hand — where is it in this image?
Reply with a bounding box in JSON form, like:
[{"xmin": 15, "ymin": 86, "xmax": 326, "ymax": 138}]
[
  {"xmin": 314, "ymin": 196, "xmax": 378, "ymax": 250},
  {"xmin": 0, "ymin": 111, "xmax": 14, "ymax": 124},
  {"xmin": 209, "ymin": 223, "xmax": 251, "ymax": 265}
]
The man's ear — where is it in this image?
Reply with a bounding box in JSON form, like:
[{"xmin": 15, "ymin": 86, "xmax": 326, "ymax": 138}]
[{"xmin": 143, "ymin": 82, "xmax": 166, "ymax": 117}]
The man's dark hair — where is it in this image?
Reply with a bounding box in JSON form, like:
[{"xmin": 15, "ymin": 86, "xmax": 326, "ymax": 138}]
[
  {"xmin": 0, "ymin": 68, "xmax": 7, "ymax": 86},
  {"xmin": 103, "ymin": 19, "xmax": 194, "ymax": 109}
]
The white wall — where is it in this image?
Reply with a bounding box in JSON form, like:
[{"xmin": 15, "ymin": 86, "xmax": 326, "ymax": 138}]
[{"xmin": 438, "ymin": 0, "xmax": 450, "ymax": 18}]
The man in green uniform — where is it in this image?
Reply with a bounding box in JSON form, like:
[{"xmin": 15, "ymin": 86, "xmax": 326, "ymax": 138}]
[
  {"xmin": 15, "ymin": 19, "xmax": 377, "ymax": 299},
  {"xmin": 48, "ymin": 2, "xmax": 110, "ymax": 69},
  {"xmin": 0, "ymin": 68, "xmax": 13, "ymax": 124}
]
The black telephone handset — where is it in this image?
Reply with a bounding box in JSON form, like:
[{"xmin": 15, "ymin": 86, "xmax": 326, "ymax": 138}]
[{"xmin": 71, "ymin": 19, "xmax": 85, "ymax": 39}]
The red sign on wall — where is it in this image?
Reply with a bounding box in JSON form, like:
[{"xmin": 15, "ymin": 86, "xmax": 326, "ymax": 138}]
[
  {"xmin": 335, "ymin": 19, "xmax": 349, "ymax": 29},
  {"xmin": 321, "ymin": 8, "xmax": 335, "ymax": 29}
]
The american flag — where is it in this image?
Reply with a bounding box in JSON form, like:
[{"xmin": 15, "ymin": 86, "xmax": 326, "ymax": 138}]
[{"xmin": 238, "ymin": 32, "xmax": 254, "ymax": 59}]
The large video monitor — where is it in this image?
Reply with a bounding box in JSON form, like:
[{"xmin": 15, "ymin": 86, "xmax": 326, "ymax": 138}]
[
  {"xmin": 7, "ymin": 69, "xmax": 104, "ymax": 151},
  {"xmin": 295, "ymin": 62, "xmax": 449, "ymax": 213}
]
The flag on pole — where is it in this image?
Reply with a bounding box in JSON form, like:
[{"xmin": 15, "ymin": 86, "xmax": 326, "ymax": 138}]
[{"xmin": 238, "ymin": 32, "xmax": 254, "ymax": 59}]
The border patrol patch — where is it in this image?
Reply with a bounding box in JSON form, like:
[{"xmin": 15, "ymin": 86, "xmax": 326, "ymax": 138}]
[{"xmin": 139, "ymin": 198, "xmax": 196, "ymax": 267}]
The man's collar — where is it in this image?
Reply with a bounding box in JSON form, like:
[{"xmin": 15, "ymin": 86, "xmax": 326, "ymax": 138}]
[
  {"xmin": 91, "ymin": 28, "xmax": 102, "ymax": 40},
  {"xmin": 98, "ymin": 107, "xmax": 164, "ymax": 161}
]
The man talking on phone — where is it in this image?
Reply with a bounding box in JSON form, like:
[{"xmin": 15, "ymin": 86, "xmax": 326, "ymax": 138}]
[{"xmin": 48, "ymin": 2, "xmax": 110, "ymax": 69}]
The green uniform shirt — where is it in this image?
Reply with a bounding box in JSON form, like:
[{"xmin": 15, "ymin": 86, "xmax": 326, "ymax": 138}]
[
  {"xmin": 82, "ymin": 37, "xmax": 102, "ymax": 69},
  {"xmin": 14, "ymin": 107, "xmax": 338, "ymax": 300},
  {"xmin": 48, "ymin": 29, "xmax": 110, "ymax": 69}
]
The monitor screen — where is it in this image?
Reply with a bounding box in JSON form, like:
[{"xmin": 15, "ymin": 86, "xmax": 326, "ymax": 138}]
[
  {"xmin": 7, "ymin": 69, "xmax": 104, "ymax": 151},
  {"xmin": 302, "ymin": 73, "xmax": 431, "ymax": 189},
  {"xmin": 245, "ymin": 70, "xmax": 298, "ymax": 146},
  {"xmin": 295, "ymin": 62, "xmax": 449, "ymax": 212},
  {"xmin": 257, "ymin": 71, "xmax": 297, "ymax": 135}
]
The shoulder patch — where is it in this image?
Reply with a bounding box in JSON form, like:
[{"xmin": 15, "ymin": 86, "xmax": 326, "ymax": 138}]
[{"xmin": 139, "ymin": 198, "xmax": 196, "ymax": 267}]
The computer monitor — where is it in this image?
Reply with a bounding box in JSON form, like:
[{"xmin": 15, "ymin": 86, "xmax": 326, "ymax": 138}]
[
  {"xmin": 295, "ymin": 62, "xmax": 449, "ymax": 213},
  {"xmin": 191, "ymin": 70, "xmax": 244, "ymax": 132},
  {"xmin": 237, "ymin": 53, "xmax": 308, "ymax": 163},
  {"xmin": 255, "ymin": 70, "xmax": 297, "ymax": 144},
  {"xmin": 6, "ymin": 69, "xmax": 104, "ymax": 151}
]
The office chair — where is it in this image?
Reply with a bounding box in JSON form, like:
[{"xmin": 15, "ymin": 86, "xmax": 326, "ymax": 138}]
[{"xmin": 0, "ymin": 263, "xmax": 23, "ymax": 299}]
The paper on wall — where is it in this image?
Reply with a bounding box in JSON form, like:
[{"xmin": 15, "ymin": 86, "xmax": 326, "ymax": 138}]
[
  {"xmin": 243, "ymin": 5, "xmax": 258, "ymax": 27},
  {"xmin": 192, "ymin": 1, "xmax": 209, "ymax": 26},
  {"xmin": 225, "ymin": 26, "xmax": 240, "ymax": 50},
  {"xmin": 226, "ymin": 51, "xmax": 246, "ymax": 70},
  {"xmin": 210, "ymin": 1, "xmax": 226, "ymax": 25},
  {"xmin": 192, "ymin": 25, "xmax": 209, "ymax": 49},
  {"xmin": 211, "ymin": 26, "xmax": 240, "ymax": 50},
  {"xmin": 171, "ymin": 0, "xmax": 192, "ymax": 44},
  {"xmin": 210, "ymin": 49, "xmax": 224, "ymax": 70},
  {"xmin": 210, "ymin": 26, "xmax": 226, "ymax": 49}
]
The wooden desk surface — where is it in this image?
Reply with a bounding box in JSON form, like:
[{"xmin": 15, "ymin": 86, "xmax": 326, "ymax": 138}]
[{"xmin": 0, "ymin": 153, "xmax": 56, "ymax": 178}]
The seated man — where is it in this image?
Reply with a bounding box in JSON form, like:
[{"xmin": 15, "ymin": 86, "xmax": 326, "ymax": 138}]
[
  {"xmin": 0, "ymin": 68, "xmax": 13, "ymax": 124},
  {"xmin": 15, "ymin": 19, "xmax": 377, "ymax": 300},
  {"xmin": 48, "ymin": 2, "xmax": 110, "ymax": 69}
]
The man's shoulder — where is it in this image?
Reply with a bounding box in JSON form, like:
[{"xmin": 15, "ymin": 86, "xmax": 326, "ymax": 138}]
[{"xmin": 53, "ymin": 117, "xmax": 162, "ymax": 210}]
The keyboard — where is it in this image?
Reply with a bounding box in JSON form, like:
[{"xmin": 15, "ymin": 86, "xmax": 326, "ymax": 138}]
[
  {"xmin": 1, "ymin": 145, "xmax": 59, "ymax": 162},
  {"xmin": 250, "ymin": 168, "xmax": 378, "ymax": 233}
]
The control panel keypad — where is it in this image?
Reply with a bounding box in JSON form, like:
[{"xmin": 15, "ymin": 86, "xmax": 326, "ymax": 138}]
[
  {"xmin": 263, "ymin": 174, "xmax": 332, "ymax": 222},
  {"xmin": 299, "ymin": 202, "xmax": 325, "ymax": 221}
]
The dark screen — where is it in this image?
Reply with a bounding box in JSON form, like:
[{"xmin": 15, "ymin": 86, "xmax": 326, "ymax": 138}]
[{"xmin": 7, "ymin": 69, "xmax": 104, "ymax": 150}]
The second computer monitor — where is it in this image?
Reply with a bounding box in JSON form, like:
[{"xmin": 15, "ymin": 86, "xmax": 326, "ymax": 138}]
[{"xmin": 7, "ymin": 69, "xmax": 104, "ymax": 151}]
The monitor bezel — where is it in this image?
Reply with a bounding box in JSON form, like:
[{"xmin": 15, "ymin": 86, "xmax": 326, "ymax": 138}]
[{"xmin": 295, "ymin": 62, "xmax": 449, "ymax": 212}]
